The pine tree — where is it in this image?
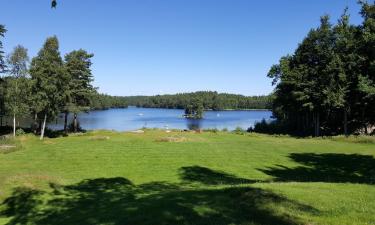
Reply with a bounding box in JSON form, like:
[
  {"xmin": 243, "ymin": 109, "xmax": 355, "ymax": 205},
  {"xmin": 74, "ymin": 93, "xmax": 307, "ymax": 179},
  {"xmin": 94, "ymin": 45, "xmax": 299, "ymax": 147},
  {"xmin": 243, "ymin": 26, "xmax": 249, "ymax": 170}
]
[
  {"xmin": 29, "ymin": 36, "xmax": 67, "ymax": 140},
  {"xmin": 0, "ymin": 25, "xmax": 6, "ymax": 73},
  {"xmin": 64, "ymin": 49, "xmax": 95, "ymax": 133},
  {"xmin": 0, "ymin": 25, "xmax": 6, "ymax": 127}
]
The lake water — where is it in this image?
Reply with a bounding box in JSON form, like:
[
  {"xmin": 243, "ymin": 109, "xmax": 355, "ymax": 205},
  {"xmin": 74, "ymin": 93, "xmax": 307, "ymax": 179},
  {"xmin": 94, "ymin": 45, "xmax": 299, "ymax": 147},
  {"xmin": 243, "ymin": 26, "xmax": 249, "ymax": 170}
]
[{"xmin": 48, "ymin": 107, "xmax": 272, "ymax": 131}]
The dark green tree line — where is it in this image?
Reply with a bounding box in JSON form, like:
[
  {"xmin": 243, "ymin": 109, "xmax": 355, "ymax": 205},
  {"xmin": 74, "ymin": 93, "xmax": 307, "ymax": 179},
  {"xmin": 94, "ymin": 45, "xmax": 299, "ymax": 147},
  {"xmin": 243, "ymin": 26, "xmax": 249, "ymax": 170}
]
[{"xmin": 125, "ymin": 91, "xmax": 271, "ymax": 111}]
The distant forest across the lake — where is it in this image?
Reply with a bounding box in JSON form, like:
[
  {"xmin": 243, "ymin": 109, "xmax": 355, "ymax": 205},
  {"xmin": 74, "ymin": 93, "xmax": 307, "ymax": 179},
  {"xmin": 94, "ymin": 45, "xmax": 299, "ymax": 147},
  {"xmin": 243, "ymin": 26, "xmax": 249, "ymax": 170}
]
[{"xmin": 123, "ymin": 91, "xmax": 271, "ymax": 110}]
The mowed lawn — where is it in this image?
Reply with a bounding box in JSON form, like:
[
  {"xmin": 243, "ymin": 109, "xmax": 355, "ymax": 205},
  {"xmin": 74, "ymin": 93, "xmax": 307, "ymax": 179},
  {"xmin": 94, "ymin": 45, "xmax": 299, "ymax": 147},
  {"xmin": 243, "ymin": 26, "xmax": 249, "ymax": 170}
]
[{"xmin": 0, "ymin": 130, "xmax": 374, "ymax": 225}]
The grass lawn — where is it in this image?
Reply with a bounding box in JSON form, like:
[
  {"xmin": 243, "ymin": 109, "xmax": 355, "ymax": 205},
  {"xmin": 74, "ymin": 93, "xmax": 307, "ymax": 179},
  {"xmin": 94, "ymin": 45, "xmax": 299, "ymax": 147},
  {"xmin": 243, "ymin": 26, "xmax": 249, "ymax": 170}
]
[{"xmin": 0, "ymin": 130, "xmax": 374, "ymax": 225}]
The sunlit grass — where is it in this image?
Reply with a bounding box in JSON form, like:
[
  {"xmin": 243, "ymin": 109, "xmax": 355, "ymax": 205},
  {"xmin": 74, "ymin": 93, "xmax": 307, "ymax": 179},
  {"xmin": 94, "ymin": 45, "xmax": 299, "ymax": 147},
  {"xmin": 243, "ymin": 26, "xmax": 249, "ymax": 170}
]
[{"xmin": 0, "ymin": 130, "xmax": 374, "ymax": 225}]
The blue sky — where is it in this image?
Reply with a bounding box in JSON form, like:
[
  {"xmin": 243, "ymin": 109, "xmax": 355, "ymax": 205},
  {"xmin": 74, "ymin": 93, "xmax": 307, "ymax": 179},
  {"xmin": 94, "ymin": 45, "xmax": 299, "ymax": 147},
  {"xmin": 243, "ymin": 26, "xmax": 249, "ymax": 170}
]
[{"xmin": 1, "ymin": 0, "xmax": 363, "ymax": 96}]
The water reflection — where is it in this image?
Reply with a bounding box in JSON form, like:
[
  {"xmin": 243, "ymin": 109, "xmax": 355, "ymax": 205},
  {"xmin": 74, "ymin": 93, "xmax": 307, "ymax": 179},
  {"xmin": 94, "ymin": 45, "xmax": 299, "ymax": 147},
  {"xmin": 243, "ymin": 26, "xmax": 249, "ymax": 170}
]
[
  {"xmin": 1, "ymin": 107, "xmax": 273, "ymax": 132},
  {"xmin": 186, "ymin": 119, "xmax": 202, "ymax": 131}
]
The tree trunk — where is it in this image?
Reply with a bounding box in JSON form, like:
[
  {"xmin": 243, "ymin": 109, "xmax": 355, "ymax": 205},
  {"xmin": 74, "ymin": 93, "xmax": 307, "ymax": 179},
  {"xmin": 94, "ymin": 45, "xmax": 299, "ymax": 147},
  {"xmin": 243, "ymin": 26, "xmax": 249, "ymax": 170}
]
[
  {"xmin": 40, "ymin": 114, "xmax": 47, "ymax": 140},
  {"xmin": 316, "ymin": 113, "xmax": 320, "ymax": 137},
  {"xmin": 33, "ymin": 113, "xmax": 38, "ymax": 134},
  {"xmin": 13, "ymin": 114, "xmax": 16, "ymax": 137},
  {"xmin": 64, "ymin": 112, "xmax": 68, "ymax": 133},
  {"xmin": 361, "ymin": 107, "xmax": 368, "ymax": 134},
  {"xmin": 73, "ymin": 113, "xmax": 78, "ymax": 133},
  {"xmin": 344, "ymin": 109, "xmax": 348, "ymax": 137},
  {"xmin": 38, "ymin": 117, "xmax": 42, "ymax": 134},
  {"xmin": 313, "ymin": 112, "xmax": 320, "ymax": 137}
]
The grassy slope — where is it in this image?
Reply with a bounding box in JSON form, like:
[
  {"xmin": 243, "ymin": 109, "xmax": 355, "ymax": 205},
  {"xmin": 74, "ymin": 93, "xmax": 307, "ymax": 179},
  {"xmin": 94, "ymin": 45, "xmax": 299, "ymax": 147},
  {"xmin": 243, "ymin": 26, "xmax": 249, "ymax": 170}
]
[{"xmin": 0, "ymin": 130, "xmax": 374, "ymax": 225}]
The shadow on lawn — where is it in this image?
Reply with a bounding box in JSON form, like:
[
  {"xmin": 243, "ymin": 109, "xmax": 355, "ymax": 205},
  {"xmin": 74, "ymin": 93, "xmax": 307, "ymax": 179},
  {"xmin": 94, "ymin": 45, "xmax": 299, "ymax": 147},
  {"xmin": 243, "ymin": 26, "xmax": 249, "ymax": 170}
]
[
  {"xmin": 179, "ymin": 166, "xmax": 255, "ymax": 185},
  {"xmin": 0, "ymin": 175, "xmax": 317, "ymax": 225},
  {"xmin": 259, "ymin": 153, "xmax": 375, "ymax": 184}
]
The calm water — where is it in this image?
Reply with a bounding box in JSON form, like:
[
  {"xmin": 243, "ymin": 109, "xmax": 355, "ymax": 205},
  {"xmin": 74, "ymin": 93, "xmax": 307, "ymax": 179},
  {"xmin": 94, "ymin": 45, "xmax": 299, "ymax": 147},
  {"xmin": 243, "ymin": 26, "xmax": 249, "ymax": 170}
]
[{"xmin": 47, "ymin": 107, "xmax": 272, "ymax": 131}]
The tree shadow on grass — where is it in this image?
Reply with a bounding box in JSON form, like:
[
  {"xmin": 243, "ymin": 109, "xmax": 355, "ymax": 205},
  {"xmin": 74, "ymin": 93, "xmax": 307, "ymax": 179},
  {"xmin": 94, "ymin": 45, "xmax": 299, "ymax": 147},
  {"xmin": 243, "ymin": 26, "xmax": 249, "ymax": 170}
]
[
  {"xmin": 179, "ymin": 166, "xmax": 255, "ymax": 185},
  {"xmin": 1, "ymin": 177, "xmax": 317, "ymax": 225},
  {"xmin": 259, "ymin": 153, "xmax": 375, "ymax": 184}
]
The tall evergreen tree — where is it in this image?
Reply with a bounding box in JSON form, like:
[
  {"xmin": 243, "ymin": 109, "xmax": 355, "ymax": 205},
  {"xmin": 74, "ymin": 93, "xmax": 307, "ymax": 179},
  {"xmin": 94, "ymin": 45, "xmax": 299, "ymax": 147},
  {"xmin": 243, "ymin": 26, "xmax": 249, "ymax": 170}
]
[
  {"xmin": 64, "ymin": 49, "xmax": 95, "ymax": 133},
  {"xmin": 357, "ymin": 1, "xmax": 375, "ymax": 133},
  {"xmin": 0, "ymin": 25, "xmax": 6, "ymax": 73},
  {"xmin": 264, "ymin": 1, "xmax": 375, "ymax": 136},
  {"xmin": 0, "ymin": 25, "xmax": 6, "ymax": 127},
  {"xmin": 29, "ymin": 36, "xmax": 67, "ymax": 139}
]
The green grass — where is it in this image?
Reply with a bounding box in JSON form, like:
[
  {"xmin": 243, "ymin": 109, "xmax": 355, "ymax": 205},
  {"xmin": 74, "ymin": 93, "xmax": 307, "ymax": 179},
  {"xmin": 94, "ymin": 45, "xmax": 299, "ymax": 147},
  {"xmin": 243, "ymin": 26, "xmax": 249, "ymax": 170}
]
[{"xmin": 0, "ymin": 130, "xmax": 374, "ymax": 225}]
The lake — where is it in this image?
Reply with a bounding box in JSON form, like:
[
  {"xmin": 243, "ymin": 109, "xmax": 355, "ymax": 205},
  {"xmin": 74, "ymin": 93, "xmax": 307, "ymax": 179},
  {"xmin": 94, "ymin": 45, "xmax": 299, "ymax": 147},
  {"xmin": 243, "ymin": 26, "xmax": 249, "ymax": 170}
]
[{"xmin": 47, "ymin": 107, "xmax": 273, "ymax": 131}]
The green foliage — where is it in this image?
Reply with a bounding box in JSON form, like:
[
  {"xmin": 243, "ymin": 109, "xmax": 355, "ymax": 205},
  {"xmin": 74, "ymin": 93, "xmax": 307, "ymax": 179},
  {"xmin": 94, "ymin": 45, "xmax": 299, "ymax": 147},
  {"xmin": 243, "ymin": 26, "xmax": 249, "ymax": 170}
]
[
  {"xmin": 203, "ymin": 128, "xmax": 219, "ymax": 133},
  {"xmin": 4, "ymin": 46, "xmax": 31, "ymax": 118},
  {"xmin": 63, "ymin": 49, "xmax": 95, "ymax": 132},
  {"xmin": 67, "ymin": 120, "xmax": 84, "ymax": 132},
  {"xmin": 233, "ymin": 126, "xmax": 246, "ymax": 135},
  {"xmin": 29, "ymin": 36, "xmax": 67, "ymax": 121},
  {"xmin": 184, "ymin": 97, "xmax": 204, "ymax": 119},
  {"xmin": 15, "ymin": 128, "xmax": 25, "ymax": 136},
  {"xmin": 64, "ymin": 49, "xmax": 95, "ymax": 112},
  {"xmin": 125, "ymin": 91, "xmax": 271, "ymax": 110},
  {"xmin": 4, "ymin": 77, "xmax": 31, "ymax": 117},
  {"xmin": 89, "ymin": 93, "xmax": 128, "ymax": 110},
  {"xmin": 0, "ymin": 24, "xmax": 6, "ymax": 73},
  {"xmin": 268, "ymin": 2, "xmax": 375, "ymax": 136}
]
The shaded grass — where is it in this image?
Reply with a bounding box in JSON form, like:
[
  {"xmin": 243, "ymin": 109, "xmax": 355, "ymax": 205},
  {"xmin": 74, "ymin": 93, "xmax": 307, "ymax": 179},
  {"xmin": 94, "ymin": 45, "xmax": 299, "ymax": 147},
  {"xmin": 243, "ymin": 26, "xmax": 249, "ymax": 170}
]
[{"xmin": 0, "ymin": 130, "xmax": 374, "ymax": 224}]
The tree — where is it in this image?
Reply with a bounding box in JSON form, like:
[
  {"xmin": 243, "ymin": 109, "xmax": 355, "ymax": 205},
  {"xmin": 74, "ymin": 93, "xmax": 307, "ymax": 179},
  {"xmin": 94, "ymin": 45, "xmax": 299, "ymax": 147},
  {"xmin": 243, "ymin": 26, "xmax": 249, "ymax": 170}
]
[
  {"xmin": 4, "ymin": 45, "xmax": 31, "ymax": 137},
  {"xmin": 357, "ymin": 0, "xmax": 375, "ymax": 134},
  {"xmin": 0, "ymin": 25, "xmax": 6, "ymax": 73},
  {"xmin": 184, "ymin": 98, "xmax": 204, "ymax": 119},
  {"xmin": 0, "ymin": 25, "xmax": 6, "ymax": 127},
  {"xmin": 331, "ymin": 9, "xmax": 361, "ymax": 136},
  {"xmin": 263, "ymin": 1, "xmax": 375, "ymax": 136},
  {"xmin": 64, "ymin": 49, "xmax": 95, "ymax": 133},
  {"xmin": 29, "ymin": 36, "xmax": 67, "ymax": 140}
]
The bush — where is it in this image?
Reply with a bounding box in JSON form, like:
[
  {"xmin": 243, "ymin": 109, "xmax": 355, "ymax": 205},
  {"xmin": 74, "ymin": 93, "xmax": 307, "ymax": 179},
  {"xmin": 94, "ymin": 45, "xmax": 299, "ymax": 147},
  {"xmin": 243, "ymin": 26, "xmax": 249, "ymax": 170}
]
[
  {"xmin": 68, "ymin": 121, "xmax": 84, "ymax": 132},
  {"xmin": 233, "ymin": 127, "xmax": 246, "ymax": 135},
  {"xmin": 203, "ymin": 128, "xmax": 219, "ymax": 133},
  {"xmin": 250, "ymin": 119, "xmax": 292, "ymax": 135},
  {"xmin": 15, "ymin": 128, "xmax": 26, "ymax": 136}
]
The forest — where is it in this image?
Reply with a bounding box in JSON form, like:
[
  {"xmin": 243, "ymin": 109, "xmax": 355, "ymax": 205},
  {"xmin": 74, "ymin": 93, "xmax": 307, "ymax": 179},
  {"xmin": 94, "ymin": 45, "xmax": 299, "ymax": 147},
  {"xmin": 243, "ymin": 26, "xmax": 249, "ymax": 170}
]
[
  {"xmin": 0, "ymin": 34, "xmax": 127, "ymax": 138},
  {"xmin": 124, "ymin": 92, "xmax": 271, "ymax": 110},
  {"xmin": 255, "ymin": 2, "xmax": 375, "ymax": 136}
]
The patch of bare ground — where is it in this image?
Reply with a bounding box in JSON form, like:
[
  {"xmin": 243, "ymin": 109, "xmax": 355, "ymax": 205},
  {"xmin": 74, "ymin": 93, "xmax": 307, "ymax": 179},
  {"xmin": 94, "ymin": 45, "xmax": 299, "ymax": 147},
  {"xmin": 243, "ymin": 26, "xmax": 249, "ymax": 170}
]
[
  {"xmin": 156, "ymin": 136, "xmax": 188, "ymax": 143},
  {"xmin": 0, "ymin": 145, "xmax": 17, "ymax": 154},
  {"xmin": 89, "ymin": 135, "xmax": 110, "ymax": 140}
]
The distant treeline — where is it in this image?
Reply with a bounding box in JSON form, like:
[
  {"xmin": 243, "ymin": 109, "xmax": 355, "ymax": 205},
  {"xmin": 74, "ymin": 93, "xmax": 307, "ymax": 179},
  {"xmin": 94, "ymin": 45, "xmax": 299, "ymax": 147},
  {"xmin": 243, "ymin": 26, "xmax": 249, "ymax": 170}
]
[
  {"xmin": 124, "ymin": 91, "xmax": 271, "ymax": 110},
  {"xmin": 90, "ymin": 94, "xmax": 128, "ymax": 110}
]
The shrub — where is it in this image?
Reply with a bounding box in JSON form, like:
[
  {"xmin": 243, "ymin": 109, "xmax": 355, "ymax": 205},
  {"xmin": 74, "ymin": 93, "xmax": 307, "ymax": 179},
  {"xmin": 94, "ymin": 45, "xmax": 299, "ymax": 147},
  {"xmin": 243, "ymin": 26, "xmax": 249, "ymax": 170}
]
[
  {"xmin": 16, "ymin": 128, "xmax": 26, "ymax": 136},
  {"xmin": 203, "ymin": 128, "xmax": 219, "ymax": 133},
  {"xmin": 68, "ymin": 121, "xmax": 84, "ymax": 132},
  {"xmin": 233, "ymin": 127, "xmax": 245, "ymax": 135},
  {"xmin": 250, "ymin": 119, "xmax": 293, "ymax": 135}
]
